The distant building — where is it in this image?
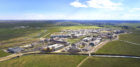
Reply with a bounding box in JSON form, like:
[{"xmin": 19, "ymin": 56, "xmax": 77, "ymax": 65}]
[
  {"xmin": 83, "ymin": 37, "xmax": 92, "ymax": 42},
  {"xmin": 47, "ymin": 44, "xmax": 64, "ymax": 51},
  {"xmin": 21, "ymin": 44, "xmax": 33, "ymax": 48},
  {"xmin": 49, "ymin": 39, "xmax": 69, "ymax": 45},
  {"xmin": 7, "ymin": 47, "xmax": 24, "ymax": 53}
]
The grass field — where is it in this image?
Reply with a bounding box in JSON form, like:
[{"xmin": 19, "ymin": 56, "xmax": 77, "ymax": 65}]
[
  {"xmin": 0, "ymin": 28, "xmax": 38, "ymax": 41},
  {"xmin": 44, "ymin": 26, "xmax": 100, "ymax": 38},
  {"xmin": 0, "ymin": 55, "xmax": 86, "ymax": 67},
  {"xmin": 119, "ymin": 31, "xmax": 140, "ymax": 44},
  {"xmin": 59, "ymin": 25, "xmax": 101, "ymax": 30},
  {"xmin": 96, "ymin": 30, "xmax": 140, "ymax": 56},
  {"xmin": 0, "ymin": 28, "xmax": 43, "ymax": 49},
  {"xmin": 96, "ymin": 40, "xmax": 140, "ymax": 56},
  {"xmin": 0, "ymin": 22, "xmax": 54, "ymax": 49},
  {"xmin": 0, "ymin": 50, "xmax": 10, "ymax": 57},
  {"xmin": 80, "ymin": 56, "xmax": 140, "ymax": 67}
]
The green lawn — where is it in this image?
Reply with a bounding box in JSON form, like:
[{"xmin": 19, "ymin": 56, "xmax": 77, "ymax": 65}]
[
  {"xmin": 96, "ymin": 41, "xmax": 140, "ymax": 56},
  {"xmin": 80, "ymin": 57, "xmax": 140, "ymax": 67},
  {"xmin": 0, "ymin": 50, "xmax": 10, "ymax": 57},
  {"xmin": 0, "ymin": 55, "xmax": 86, "ymax": 67}
]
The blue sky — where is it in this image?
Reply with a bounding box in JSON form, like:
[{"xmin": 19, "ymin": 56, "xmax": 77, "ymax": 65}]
[{"xmin": 0, "ymin": 0, "xmax": 140, "ymax": 20}]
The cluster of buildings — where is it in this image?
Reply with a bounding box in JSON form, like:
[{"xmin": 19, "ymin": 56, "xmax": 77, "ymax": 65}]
[
  {"xmin": 50, "ymin": 29, "xmax": 100, "ymax": 38},
  {"xmin": 7, "ymin": 28, "xmax": 126, "ymax": 53},
  {"xmin": 42, "ymin": 28, "xmax": 125, "ymax": 53},
  {"xmin": 7, "ymin": 41, "xmax": 41, "ymax": 53},
  {"xmin": 63, "ymin": 36, "xmax": 102, "ymax": 53}
]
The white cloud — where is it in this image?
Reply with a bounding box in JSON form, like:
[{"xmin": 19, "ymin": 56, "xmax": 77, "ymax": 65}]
[
  {"xmin": 0, "ymin": 14, "xmax": 67, "ymax": 20},
  {"xmin": 121, "ymin": 14, "xmax": 140, "ymax": 20},
  {"xmin": 70, "ymin": 0, "xmax": 87, "ymax": 8},
  {"xmin": 70, "ymin": 0, "xmax": 123, "ymax": 10},
  {"xmin": 0, "ymin": 13, "xmax": 139, "ymax": 20},
  {"xmin": 129, "ymin": 8, "xmax": 140, "ymax": 12},
  {"xmin": 87, "ymin": 0, "xmax": 122, "ymax": 10}
]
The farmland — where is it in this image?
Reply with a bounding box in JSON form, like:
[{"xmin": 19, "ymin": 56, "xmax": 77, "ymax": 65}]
[
  {"xmin": 80, "ymin": 56, "xmax": 140, "ymax": 67},
  {"xmin": 59, "ymin": 26, "xmax": 101, "ymax": 30},
  {"xmin": 96, "ymin": 40, "xmax": 140, "ymax": 56},
  {"xmin": 0, "ymin": 28, "xmax": 44, "ymax": 49},
  {"xmin": 96, "ymin": 30, "xmax": 140, "ymax": 56},
  {"xmin": 119, "ymin": 31, "xmax": 140, "ymax": 44},
  {"xmin": 0, "ymin": 55, "xmax": 86, "ymax": 67}
]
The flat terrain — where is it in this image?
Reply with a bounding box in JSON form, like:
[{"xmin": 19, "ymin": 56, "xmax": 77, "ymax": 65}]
[
  {"xmin": 0, "ymin": 28, "xmax": 42, "ymax": 49},
  {"xmin": 59, "ymin": 26, "xmax": 101, "ymax": 30},
  {"xmin": 0, "ymin": 22, "xmax": 140, "ymax": 67},
  {"xmin": 80, "ymin": 56, "xmax": 140, "ymax": 67},
  {"xmin": 119, "ymin": 31, "xmax": 140, "ymax": 44},
  {"xmin": 96, "ymin": 40, "xmax": 140, "ymax": 56},
  {"xmin": 96, "ymin": 31, "xmax": 140, "ymax": 56},
  {"xmin": 0, "ymin": 55, "xmax": 86, "ymax": 67}
]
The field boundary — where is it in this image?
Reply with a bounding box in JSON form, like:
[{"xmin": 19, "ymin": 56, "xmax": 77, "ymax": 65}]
[
  {"xmin": 120, "ymin": 40, "xmax": 140, "ymax": 46},
  {"xmin": 76, "ymin": 56, "xmax": 90, "ymax": 67}
]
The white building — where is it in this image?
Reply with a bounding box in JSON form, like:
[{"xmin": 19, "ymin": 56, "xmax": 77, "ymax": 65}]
[{"xmin": 47, "ymin": 44, "xmax": 64, "ymax": 51}]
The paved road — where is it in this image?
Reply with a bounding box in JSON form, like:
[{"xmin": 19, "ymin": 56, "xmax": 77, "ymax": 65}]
[
  {"xmin": 92, "ymin": 55, "xmax": 140, "ymax": 59},
  {"xmin": 1, "ymin": 52, "xmax": 140, "ymax": 62}
]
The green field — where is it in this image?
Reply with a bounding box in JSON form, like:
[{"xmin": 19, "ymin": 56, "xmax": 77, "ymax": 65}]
[
  {"xmin": 44, "ymin": 26, "xmax": 100, "ymax": 38},
  {"xmin": 120, "ymin": 31, "xmax": 140, "ymax": 44},
  {"xmin": 0, "ymin": 50, "xmax": 10, "ymax": 57},
  {"xmin": 0, "ymin": 28, "xmax": 39, "ymax": 41},
  {"xmin": 96, "ymin": 40, "xmax": 140, "ymax": 56},
  {"xmin": 0, "ymin": 22, "xmax": 51, "ymax": 41},
  {"xmin": 0, "ymin": 28, "xmax": 43, "ymax": 49},
  {"xmin": 59, "ymin": 25, "xmax": 101, "ymax": 30},
  {"xmin": 80, "ymin": 57, "xmax": 140, "ymax": 67},
  {"xmin": 0, "ymin": 25, "xmax": 54, "ymax": 49},
  {"xmin": 96, "ymin": 30, "xmax": 140, "ymax": 56},
  {"xmin": 0, "ymin": 55, "xmax": 86, "ymax": 67}
]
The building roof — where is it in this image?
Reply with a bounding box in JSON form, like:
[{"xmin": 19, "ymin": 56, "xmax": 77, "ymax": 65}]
[
  {"xmin": 8, "ymin": 47, "xmax": 24, "ymax": 53},
  {"xmin": 48, "ymin": 44, "xmax": 64, "ymax": 49}
]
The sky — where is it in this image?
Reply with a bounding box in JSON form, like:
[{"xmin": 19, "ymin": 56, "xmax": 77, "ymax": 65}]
[{"xmin": 0, "ymin": 0, "xmax": 140, "ymax": 20}]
